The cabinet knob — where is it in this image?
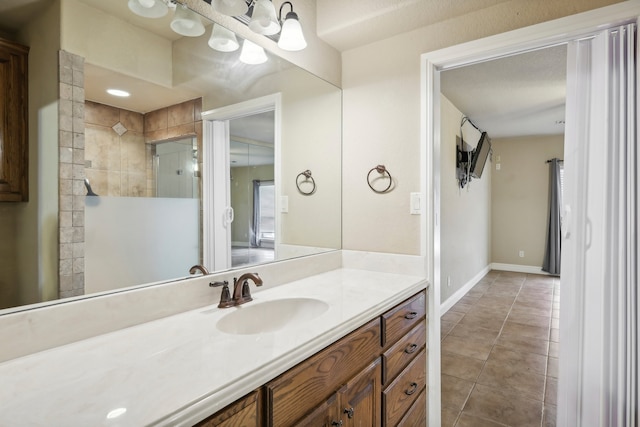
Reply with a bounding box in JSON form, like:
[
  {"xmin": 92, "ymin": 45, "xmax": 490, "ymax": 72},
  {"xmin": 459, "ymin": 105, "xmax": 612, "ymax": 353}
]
[
  {"xmin": 404, "ymin": 311, "xmax": 418, "ymax": 320},
  {"xmin": 344, "ymin": 406, "xmax": 354, "ymax": 418},
  {"xmin": 404, "ymin": 343, "xmax": 418, "ymax": 354},
  {"xmin": 405, "ymin": 382, "xmax": 418, "ymax": 396}
]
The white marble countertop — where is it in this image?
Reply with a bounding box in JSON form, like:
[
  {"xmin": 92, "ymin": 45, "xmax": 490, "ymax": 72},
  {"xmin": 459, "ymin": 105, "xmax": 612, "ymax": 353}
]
[{"xmin": 0, "ymin": 268, "xmax": 427, "ymax": 426}]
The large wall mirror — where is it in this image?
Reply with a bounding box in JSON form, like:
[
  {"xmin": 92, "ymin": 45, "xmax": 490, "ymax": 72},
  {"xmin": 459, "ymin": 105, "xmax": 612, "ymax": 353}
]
[{"xmin": 0, "ymin": 0, "xmax": 341, "ymax": 312}]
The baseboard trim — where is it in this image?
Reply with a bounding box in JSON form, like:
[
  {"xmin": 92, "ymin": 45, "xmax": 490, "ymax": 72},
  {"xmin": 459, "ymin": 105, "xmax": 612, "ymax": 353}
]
[
  {"xmin": 440, "ymin": 265, "xmax": 491, "ymax": 315},
  {"xmin": 491, "ymin": 263, "xmax": 552, "ymax": 275}
]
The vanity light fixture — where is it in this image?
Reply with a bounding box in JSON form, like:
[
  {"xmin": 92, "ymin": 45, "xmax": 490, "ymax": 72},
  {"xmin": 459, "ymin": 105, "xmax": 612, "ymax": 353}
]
[
  {"xmin": 107, "ymin": 89, "xmax": 131, "ymax": 97},
  {"xmin": 208, "ymin": 24, "xmax": 240, "ymax": 52},
  {"xmin": 277, "ymin": 1, "xmax": 306, "ymax": 51},
  {"xmin": 127, "ymin": 0, "xmax": 168, "ymax": 18},
  {"xmin": 212, "ymin": 0, "xmax": 248, "ymax": 16},
  {"xmin": 248, "ymin": 0, "xmax": 280, "ymax": 35},
  {"xmin": 239, "ymin": 39, "xmax": 267, "ymax": 64},
  {"xmin": 171, "ymin": 4, "xmax": 205, "ymax": 37}
]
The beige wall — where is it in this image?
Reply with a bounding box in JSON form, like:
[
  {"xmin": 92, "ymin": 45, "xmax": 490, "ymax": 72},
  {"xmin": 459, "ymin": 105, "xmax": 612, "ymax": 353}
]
[
  {"xmin": 230, "ymin": 164, "xmax": 274, "ymax": 245},
  {"xmin": 491, "ymin": 135, "xmax": 564, "ymax": 267},
  {"xmin": 60, "ymin": 0, "xmax": 172, "ymax": 87},
  {"xmin": 440, "ymin": 96, "xmax": 492, "ymax": 303},
  {"xmin": 341, "ymin": 0, "xmax": 621, "ymax": 257}
]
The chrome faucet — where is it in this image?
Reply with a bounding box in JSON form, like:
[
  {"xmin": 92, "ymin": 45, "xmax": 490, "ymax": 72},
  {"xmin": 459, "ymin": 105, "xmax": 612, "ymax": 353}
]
[
  {"xmin": 232, "ymin": 273, "xmax": 263, "ymax": 306},
  {"xmin": 189, "ymin": 264, "xmax": 209, "ymax": 275}
]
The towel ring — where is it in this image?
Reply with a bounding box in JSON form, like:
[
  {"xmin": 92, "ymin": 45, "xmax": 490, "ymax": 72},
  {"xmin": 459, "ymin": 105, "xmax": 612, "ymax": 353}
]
[
  {"xmin": 296, "ymin": 170, "xmax": 316, "ymax": 195},
  {"xmin": 367, "ymin": 165, "xmax": 393, "ymax": 193}
]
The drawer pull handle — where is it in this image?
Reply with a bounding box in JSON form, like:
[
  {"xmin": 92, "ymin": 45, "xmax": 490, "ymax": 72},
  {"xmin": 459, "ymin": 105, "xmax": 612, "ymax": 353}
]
[
  {"xmin": 404, "ymin": 343, "xmax": 418, "ymax": 354},
  {"xmin": 404, "ymin": 311, "xmax": 418, "ymax": 320},
  {"xmin": 344, "ymin": 407, "xmax": 354, "ymax": 418},
  {"xmin": 405, "ymin": 382, "xmax": 418, "ymax": 396},
  {"xmin": 331, "ymin": 421, "xmax": 343, "ymax": 426}
]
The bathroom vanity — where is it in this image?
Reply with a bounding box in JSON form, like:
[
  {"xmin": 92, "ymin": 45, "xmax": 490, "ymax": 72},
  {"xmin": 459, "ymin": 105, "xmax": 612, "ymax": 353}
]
[
  {"xmin": 0, "ymin": 266, "xmax": 427, "ymax": 426},
  {"xmin": 198, "ymin": 290, "xmax": 426, "ymax": 426}
]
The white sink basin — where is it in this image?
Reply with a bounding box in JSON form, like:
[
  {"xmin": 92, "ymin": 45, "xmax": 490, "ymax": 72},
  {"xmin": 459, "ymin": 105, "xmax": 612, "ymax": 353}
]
[{"xmin": 216, "ymin": 297, "xmax": 329, "ymax": 335}]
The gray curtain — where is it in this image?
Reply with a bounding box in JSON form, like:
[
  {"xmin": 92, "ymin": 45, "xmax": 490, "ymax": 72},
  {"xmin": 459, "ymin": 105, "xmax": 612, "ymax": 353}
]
[{"xmin": 542, "ymin": 158, "xmax": 562, "ymax": 274}]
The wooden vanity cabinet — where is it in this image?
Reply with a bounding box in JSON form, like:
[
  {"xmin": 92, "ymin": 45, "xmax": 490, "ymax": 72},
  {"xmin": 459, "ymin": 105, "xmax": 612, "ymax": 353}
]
[
  {"xmin": 265, "ymin": 317, "xmax": 381, "ymax": 426},
  {"xmin": 0, "ymin": 38, "xmax": 29, "ymax": 202},
  {"xmin": 295, "ymin": 358, "xmax": 382, "ymax": 427},
  {"xmin": 194, "ymin": 290, "xmax": 427, "ymax": 427},
  {"xmin": 194, "ymin": 390, "xmax": 261, "ymax": 427}
]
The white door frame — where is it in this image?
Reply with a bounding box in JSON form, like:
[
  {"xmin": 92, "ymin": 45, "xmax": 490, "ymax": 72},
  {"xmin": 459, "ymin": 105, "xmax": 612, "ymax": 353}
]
[
  {"xmin": 201, "ymin": 93, "xmax": 282, "ymax": 271},
  {"xmin": 420, "ymin": 3, "xmax": 640, "ymax": 426}
]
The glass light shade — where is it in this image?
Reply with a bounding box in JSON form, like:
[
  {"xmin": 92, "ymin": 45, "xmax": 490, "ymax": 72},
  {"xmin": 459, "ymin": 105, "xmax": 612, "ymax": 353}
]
[
  {"xmin": 248, "ymin": 0, "xmax": 280, "ymax": 35},
  {"xmin": 170, "ymin": 6, "xmax": 205, "ymax": 37},
  {"xmin": 212, "ymin": 0, "xmax": 248, "ymax": 16},
  {"xmin": 208, "ymin": 24, "xmax": 240, "ymax": 52},
  {"xmin": 239, "ymin": 40, "xmax": 268, "ymax": 64},
  {"xmin": 128, "ymin": 0, "xmax": 168, "ymax": 18},
  {"xmin": 277, "ymin": 12, "xmax": 306, "ymax": 51}
]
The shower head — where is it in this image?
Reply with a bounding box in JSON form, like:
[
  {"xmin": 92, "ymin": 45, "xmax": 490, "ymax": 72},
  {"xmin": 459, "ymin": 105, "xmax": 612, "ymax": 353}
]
[{"xmin": 84, "ymin": 179, "xmax": 98, "ymax": 196}]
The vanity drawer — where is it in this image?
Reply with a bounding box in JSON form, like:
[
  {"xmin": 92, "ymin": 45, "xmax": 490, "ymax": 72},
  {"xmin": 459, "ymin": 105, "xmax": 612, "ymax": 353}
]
[
  {"xmin": 266, "ymin": 318, "xmax": 381, "ymax": 427},
  {"xmin": 397, "ymin": 387, "xmax": 427, "ymax": 427},
  {"xmin": 382, "ymin": 349, "xmax": 427, "ymax": 427},
  {"xmin": 382, "ymin": 320, "xmax": 426, "ymax": 385},
  {"xmin": 381, "ymin": 291, "xmax": 426, "ymax": 347}
]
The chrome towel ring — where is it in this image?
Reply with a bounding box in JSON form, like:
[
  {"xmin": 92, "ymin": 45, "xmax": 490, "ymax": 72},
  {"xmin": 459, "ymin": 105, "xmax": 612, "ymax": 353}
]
[
  {"xmin": 296, "ymin": 170, "xmax": 316, "ymax": 195},
  {"xmin": 367, "ymin": 165, "xmax": 393, "ymax": 193}
]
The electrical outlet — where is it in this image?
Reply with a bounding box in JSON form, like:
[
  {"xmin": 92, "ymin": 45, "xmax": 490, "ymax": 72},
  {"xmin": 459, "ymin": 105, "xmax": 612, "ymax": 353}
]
[{"xmin": 519, "ymin": 250, "xmax": 525, "ymax": 258}]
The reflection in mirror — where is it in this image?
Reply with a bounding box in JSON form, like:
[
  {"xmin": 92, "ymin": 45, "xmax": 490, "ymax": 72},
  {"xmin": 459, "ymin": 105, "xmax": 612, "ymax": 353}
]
[
  {"xmin": 229, "ymin": 112, "xmax": 275, "ymax": 267},
  {"xmin": 0, "ymin": 0, "xmax": 341, "ymax": 312}
]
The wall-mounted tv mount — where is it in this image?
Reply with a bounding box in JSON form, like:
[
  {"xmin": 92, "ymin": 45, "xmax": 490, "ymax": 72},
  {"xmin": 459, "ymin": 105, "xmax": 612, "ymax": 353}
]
[{"xmin": 456, "ymin": 116, "xmax": 491, "ymax": 189}]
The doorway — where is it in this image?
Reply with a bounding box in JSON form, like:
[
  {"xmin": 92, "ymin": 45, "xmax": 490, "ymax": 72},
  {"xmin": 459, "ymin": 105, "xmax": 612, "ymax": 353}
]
[{"xmin": 422, "ymin": 4, "xmax": 640, "ymax": 426}]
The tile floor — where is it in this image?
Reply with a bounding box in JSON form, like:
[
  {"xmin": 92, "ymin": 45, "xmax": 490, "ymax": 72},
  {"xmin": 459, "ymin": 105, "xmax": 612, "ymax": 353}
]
[{"xmin": 440, "ymin": 270, "xmax": 560, "ymax": 427}]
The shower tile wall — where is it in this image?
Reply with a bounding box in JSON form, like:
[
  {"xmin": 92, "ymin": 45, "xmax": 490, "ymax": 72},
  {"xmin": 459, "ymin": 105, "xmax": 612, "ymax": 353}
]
[{"xmin": 84, "ymin": 101, "xmax": 148, "ymax": 197}]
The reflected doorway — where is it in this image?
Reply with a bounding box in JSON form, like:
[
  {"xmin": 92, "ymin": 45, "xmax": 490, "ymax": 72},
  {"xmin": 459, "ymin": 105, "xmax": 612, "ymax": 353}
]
[
  {"xmin": 229, "ymin": 112, "xmax": 275, "ymax": 267},
  {"xmin": 202, "ymin": 94, "xmax": 281, "ymax": 272}
]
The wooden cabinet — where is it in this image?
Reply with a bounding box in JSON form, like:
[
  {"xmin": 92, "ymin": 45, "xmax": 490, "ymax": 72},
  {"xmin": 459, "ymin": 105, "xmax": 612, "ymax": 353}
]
[
  {"xmin": 0, "ymin": 38, "xmax": 29, "ymax": 202},
  {"xmin": 195, "ymin": 390, "xmax": 261, "ymax": 427},
  {"xmin": 295, "ymin": 359, "xmax": 381, "ymax": 427},
  {"xmin": 195, "ymin": 290, "xmax": 427, "ymax": 427},
  {"xmin": 266, "ymin": 318, "xmax": 381, "ymax": 426}
]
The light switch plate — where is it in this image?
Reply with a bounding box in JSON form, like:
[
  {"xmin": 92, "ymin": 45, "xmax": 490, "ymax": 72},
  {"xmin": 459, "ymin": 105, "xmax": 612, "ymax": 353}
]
[
  {"xmin": 280, "ymin": 196, "xmax": 289, "ymax": 213},
  {"xmin": 410, "ymin": 192, "xmax": 421, "ymax": 215}
]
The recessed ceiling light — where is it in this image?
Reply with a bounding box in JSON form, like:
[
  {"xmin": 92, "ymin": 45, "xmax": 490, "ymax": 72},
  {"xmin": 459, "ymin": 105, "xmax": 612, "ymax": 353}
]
[{"xmin": 107, "ymin": 89, "xmax": 130, "ymax": 97}]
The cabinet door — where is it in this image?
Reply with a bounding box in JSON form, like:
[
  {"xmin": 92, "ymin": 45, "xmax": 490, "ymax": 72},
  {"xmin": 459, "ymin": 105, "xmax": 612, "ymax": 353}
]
[
  {"xmin": 294, "ymin": 393, "xmax": 341, "ymax": 427},
  {"xmin": 0, "ymin": 39, "xmax": 29, "ymax": 202},
  {"xmin": 340, "ymin": 358, "xmax": 382, "ymax": 427}
]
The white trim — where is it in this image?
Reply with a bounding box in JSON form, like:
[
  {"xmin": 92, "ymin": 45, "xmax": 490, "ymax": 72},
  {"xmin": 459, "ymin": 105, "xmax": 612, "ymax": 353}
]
[
  {"xmin": 421, "ymin": 3, "xmax": 640, "ymax": 426},
  {"xmin": 201, "ymin": 94, "xmax": 283, "ymax": 270},
  {"xmin": 440, "ymin": 265, "xmax": 491, "ymax": 314},
  {"xmin": 490, "ymin": 263, "xmax": 554, "ymax": 275}
]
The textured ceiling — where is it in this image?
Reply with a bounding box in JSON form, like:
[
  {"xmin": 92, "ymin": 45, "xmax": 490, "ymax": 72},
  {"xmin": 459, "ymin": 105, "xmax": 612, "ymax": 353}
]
[{"xmin": 441, "ymin": 44, "xmax": 567, "ymax": 138}]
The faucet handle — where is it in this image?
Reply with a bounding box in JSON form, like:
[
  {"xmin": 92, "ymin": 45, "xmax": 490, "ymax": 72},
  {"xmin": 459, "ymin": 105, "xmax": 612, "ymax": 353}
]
[{"xmin": 210, "ymin": 281, "xmax": 234, "ymax": 308}]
